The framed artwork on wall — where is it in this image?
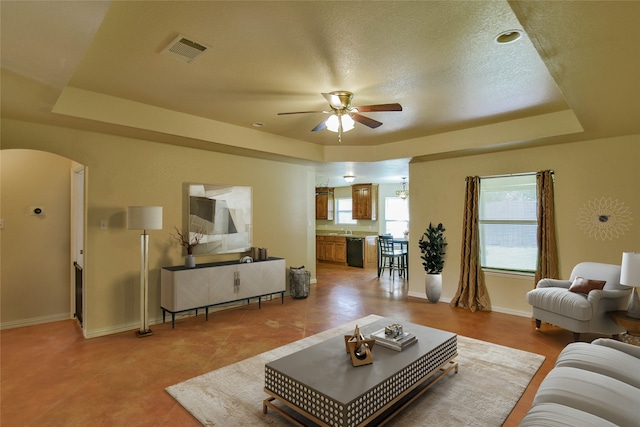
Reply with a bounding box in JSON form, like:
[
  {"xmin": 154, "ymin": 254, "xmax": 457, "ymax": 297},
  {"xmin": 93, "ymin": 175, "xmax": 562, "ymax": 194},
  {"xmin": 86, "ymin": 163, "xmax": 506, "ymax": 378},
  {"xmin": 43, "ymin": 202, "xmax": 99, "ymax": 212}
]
[{"xmin": 188, "ymin": 183, "xmax": 252, "ymax": 255}]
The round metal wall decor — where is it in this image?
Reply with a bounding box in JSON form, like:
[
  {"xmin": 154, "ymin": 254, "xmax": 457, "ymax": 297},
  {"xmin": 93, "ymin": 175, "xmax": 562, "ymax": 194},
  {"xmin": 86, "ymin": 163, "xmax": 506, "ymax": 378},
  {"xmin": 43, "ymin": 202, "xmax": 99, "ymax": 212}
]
[{"xmin": 576, "ymin": 197, "xmax": 633, "ymax": 240}]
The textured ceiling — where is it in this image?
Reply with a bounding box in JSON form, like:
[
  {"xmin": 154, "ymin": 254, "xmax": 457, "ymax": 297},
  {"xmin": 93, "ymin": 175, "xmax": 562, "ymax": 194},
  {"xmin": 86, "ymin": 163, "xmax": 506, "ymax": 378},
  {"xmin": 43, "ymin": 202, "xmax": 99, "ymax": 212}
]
[{"xmin": 2, "ymin": 1, "xmax": 639, "ymax": 185}]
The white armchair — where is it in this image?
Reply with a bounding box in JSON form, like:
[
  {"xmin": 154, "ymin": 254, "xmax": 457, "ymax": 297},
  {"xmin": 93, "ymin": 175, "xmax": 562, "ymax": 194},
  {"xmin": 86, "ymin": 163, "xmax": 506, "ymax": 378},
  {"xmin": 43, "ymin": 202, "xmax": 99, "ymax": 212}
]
[{"xmin": 526, "ymin": 262, "xmax": 631, "ymax": 341}]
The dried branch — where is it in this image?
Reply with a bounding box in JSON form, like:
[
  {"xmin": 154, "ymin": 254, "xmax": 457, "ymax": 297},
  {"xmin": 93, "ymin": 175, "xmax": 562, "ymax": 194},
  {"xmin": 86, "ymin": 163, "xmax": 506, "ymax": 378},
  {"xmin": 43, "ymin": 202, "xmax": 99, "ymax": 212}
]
[{"xmin": 173, "ymin": 226, "xmax": 203, "ymax": 255}]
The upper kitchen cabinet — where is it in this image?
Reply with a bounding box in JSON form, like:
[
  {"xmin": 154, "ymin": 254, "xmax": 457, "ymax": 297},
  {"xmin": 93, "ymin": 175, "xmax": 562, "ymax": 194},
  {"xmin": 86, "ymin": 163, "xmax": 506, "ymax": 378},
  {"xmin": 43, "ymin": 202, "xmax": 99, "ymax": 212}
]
[
  {"xmin": 352, "ymin": 184, "xmax": 378, "ymax": 220},
  {"xmin": 316, "ymin": 187, "xmax": 334, "ymax": 220}
]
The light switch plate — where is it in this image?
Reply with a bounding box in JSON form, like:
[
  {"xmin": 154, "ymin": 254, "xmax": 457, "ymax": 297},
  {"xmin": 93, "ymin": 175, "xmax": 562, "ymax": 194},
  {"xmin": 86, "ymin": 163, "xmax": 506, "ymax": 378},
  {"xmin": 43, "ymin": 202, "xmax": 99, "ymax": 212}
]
[{"xmin": 100, "ymin": 220, "xmax": 108, "ymax": 230}]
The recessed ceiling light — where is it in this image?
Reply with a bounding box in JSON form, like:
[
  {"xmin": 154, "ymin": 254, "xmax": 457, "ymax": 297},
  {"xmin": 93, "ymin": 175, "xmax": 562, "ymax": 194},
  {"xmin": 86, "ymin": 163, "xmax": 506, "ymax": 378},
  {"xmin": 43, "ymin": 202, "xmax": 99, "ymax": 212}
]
[
  {"xmin": 252, "ymin": 122, "xmax": 265, "ymax": 127},
  {"xmin": 495, "ymin": 30, "xmax": 522, "ymax": 44}
]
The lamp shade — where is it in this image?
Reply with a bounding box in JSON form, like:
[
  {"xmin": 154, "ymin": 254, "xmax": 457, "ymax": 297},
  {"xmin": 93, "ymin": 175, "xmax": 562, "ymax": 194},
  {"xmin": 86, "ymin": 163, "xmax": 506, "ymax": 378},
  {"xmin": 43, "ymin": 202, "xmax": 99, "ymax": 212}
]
[
  {"xmin": 621, "ymin": 252, "xmax": 640, "ymax": 286},
  {"xmin": 326, "ymin": 114, "xmax": 355, "ymax": 132},
  {"xmin": 127, "ymin": 206, "xmax": 163, "ymax": 230}
]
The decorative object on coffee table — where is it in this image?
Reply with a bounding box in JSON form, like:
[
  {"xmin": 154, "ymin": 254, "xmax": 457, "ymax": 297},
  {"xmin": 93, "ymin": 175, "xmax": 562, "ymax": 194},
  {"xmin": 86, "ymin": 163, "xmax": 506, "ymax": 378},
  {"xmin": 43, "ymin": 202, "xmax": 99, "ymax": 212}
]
[
  {"xmin": 344, "ymin": 325, "xmax": 375, "ymax": 366},
  {"xmin": 370, "ymin": 323, "xmax": 417, "ymax": 351}
]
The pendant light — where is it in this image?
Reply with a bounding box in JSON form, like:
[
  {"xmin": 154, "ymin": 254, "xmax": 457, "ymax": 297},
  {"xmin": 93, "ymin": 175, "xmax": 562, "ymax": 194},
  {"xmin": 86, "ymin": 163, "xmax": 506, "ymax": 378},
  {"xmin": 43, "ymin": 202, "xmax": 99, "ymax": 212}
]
[{"xmin": 396, "ymin": 177, "xmax": 409, "ymax": 200}]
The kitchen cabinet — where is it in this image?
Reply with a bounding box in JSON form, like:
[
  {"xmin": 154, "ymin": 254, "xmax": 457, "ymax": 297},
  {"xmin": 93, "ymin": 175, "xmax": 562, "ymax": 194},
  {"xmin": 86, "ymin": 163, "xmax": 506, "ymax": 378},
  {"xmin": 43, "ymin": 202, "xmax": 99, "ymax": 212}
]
[
  {"xmin": 334, "ymin": 237, "xmax": 347, "ymax": 263},
  {"xmin": 352, "ymin": 184, "xmax": 378, "ymax": 220},
  {"xmin": 160, "ymin": 258, "xmax": 286, "ymax": 328},
  {"xmin": 316, "ymin": 187, "xmax": 334, "ymax": 220},
  {"xmin": 316, "ymin": 236, "xmax": 326, "ymax": 260},
  {"xmin": 364, "ymin": 236, "xmax": 378, "ymax": 269},
  {"xmin": 316, "ymin": 236, "xmax": 347, "ymax": 264}
]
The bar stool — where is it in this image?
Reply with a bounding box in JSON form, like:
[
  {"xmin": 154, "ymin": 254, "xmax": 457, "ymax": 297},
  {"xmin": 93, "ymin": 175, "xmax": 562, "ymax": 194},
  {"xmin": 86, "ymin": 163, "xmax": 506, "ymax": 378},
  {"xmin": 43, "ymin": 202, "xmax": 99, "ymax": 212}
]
[{"xmin": 378, "ymin": 235, "xmax": 407, "ymax": 279}]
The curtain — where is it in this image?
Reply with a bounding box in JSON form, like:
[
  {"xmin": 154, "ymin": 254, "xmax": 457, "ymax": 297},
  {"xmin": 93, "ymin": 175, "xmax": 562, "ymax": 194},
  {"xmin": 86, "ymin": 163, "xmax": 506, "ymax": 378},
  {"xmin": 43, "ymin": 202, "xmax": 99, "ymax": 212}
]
[
  {"xmin": 534, "ymin": 170, "xmax": 559, "ymax": 286},
  {"xmin": 451, "ymin": 176, "xmax": 491, "ymax": 312}
]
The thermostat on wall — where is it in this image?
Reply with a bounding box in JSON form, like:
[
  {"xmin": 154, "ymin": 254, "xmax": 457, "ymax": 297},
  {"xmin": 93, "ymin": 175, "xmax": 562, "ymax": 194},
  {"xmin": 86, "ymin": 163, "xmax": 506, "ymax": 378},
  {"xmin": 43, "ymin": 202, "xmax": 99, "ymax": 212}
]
[{"xmin": 30, "ymin": 206, "xmax": 45, "ymax": 216}]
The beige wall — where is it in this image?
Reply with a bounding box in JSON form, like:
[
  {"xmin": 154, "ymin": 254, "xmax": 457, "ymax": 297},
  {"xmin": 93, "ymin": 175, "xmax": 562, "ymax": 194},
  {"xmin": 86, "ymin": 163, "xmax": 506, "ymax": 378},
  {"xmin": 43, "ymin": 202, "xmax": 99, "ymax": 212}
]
[
  {"xmin": 408, "ymin": 136, "xmax": 640, "ymax": 316},
  {"xmin": 1, "ymin": 118, "xmax": 315, "ymax": 337},
  {"xmin": 1, "ymin": 149, "xmax": 72, "ymax": 326},
  {"xmin": 3, "ymin": 115, "xmax": 638, "ymax": 335}
]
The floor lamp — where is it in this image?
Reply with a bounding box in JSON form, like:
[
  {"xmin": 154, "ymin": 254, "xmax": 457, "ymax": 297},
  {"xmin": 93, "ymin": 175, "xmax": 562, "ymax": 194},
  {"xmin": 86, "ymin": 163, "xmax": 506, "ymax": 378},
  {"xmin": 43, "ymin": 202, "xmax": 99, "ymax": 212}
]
[{"xmin": 127, "ymin": 206, "xmax": 163, "ymax": 337}]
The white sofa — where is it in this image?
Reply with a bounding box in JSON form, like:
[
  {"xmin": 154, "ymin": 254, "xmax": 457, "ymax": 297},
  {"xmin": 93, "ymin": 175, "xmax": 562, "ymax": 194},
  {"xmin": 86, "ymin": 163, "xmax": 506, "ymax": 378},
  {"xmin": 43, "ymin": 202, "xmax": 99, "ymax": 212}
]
[{"xmin": 520, "ymin": 339, "xmax": 640, "ymax": 426}]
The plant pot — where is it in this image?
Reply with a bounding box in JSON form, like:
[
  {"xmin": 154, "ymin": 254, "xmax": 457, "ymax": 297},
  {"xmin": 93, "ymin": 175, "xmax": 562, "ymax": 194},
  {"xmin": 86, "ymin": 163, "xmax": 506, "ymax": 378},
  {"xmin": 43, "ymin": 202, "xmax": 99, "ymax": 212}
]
[
  {"xmin": 425, "ymin": 273, "xmax": 442, "ymax": 303},
  {"xmin": 185, "ymin": 255, "xmax": 196, "ymax": 268}
]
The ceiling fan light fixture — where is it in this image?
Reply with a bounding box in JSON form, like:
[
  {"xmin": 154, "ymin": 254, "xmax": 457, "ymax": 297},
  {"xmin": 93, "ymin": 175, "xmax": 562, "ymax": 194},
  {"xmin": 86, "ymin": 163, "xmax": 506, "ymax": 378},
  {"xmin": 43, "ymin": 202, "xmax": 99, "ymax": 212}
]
[
  {"xmin": 343, "ymin": 175, "xmax": 356, "ymax": 183},
  {"xmin": 326, "ymin": 114, "xmax": 355, "ymax": 133}
]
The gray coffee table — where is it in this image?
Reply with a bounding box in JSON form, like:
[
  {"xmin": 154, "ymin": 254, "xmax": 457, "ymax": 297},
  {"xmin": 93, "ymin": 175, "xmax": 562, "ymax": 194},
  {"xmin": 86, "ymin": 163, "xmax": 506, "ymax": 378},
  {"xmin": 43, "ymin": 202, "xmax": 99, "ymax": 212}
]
[{"xmin": 263, "ymin": 318, "xmax": 458, "ymax": 426}]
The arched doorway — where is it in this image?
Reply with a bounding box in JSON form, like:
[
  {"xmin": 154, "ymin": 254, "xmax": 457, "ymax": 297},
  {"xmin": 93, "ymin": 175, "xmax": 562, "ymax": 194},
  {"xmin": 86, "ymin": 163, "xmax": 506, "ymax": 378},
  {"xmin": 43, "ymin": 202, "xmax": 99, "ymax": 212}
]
[{"xmin": 0, "ymin": 149, "xmax": 86, "ymax": 334}]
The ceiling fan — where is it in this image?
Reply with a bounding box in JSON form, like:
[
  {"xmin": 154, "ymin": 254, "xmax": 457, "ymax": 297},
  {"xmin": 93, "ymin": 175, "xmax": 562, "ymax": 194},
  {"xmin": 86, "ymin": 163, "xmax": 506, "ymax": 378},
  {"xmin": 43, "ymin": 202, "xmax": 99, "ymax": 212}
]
[{"xmin": 278, "ymin": 91, "xmax": 402, "ymax": 143}]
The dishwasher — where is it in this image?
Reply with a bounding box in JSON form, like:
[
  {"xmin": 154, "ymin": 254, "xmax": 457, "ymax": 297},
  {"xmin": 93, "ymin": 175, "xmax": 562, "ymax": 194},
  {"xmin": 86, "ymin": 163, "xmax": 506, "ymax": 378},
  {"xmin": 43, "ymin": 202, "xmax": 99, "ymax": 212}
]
[{"xmin": 346, "ymin": 237, "xmax": 364, "ymax": 268}]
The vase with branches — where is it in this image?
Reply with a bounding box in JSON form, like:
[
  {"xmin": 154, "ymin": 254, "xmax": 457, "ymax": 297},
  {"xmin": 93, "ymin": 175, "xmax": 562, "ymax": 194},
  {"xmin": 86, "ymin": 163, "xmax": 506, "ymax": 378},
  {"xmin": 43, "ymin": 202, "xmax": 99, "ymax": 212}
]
[{"xmin": 173, "ymin": 227, "xmax": 203, "ymax": 254}]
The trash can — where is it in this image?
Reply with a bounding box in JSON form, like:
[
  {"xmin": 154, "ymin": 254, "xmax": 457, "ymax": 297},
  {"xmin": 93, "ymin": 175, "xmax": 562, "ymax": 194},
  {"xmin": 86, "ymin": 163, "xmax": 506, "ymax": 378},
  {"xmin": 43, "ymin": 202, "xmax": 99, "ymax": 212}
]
[{"xmin": 289, "ymin": 266, "xmax": 310, "ymax": 299}]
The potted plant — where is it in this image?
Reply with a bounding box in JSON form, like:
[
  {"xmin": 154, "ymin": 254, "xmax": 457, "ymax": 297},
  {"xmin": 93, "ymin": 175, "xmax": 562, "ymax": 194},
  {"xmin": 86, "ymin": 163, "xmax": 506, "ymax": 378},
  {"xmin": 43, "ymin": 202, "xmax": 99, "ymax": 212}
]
[
  {"xmin": 173, "ymin": 227, "xmax": 203, "ymax": 268},
  {"xmin": 418, "ymin": 222, "xmax": 447, "ymax": 302}
]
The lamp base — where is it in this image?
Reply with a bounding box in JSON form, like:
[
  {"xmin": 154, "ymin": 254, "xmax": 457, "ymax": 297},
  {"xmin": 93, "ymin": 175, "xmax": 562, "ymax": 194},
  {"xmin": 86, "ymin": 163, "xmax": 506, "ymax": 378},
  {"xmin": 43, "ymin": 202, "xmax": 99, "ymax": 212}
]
[
  {"xmin": 627, "ymin": 288, "xmax": 640, "ymax": 320},
  {"xmin": 136, "ymin": 329, "xmax": 153, "ymax": 338}
]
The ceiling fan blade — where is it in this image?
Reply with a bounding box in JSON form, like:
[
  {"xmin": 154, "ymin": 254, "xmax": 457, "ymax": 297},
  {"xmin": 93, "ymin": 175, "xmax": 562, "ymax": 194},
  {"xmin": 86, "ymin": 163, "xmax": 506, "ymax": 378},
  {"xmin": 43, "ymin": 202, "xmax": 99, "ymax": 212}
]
[
  {"xmin": 322, "ymin": 92, "xmax": 344, "ymax": 109},
  {"xmin": 311, "ymin": 119, "xmax": 327, "ymax": 132},
  {"xmin": 351, "ymin": 113, "xmax": 382, "ymax": 129},
  {"xmin": 277, "ymin": 110, "xmax": 328, "ymax": 115},
  {"xmin": 353, "ymin": 103, "xmax": 403, "ymax": 113}
]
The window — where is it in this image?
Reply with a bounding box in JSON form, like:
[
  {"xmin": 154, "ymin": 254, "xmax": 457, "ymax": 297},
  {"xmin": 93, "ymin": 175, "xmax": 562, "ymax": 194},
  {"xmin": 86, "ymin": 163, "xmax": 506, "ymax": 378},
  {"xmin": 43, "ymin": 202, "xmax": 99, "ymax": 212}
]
[
  {"xmin": 336, "ymin": 198, "xmax": 357, "ymax": 225},
  {"xmin": 385, "ymin": 197, "xmax": 409, "ymax": 237},
  {"xmin": 479, "ymin": 175, "xmax": 538, "ymax": 272}
]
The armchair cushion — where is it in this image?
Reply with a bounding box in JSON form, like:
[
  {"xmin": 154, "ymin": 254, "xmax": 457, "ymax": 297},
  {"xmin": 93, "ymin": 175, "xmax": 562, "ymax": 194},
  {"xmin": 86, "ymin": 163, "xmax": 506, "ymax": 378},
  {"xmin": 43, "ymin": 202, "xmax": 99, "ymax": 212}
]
[
  {"xmin": 526, "ymin": 287, "xmax": 593, "ymax": 321},
  {"xmin": 569, "ymin": 277, "xmax": 606, "ymax": 294}
]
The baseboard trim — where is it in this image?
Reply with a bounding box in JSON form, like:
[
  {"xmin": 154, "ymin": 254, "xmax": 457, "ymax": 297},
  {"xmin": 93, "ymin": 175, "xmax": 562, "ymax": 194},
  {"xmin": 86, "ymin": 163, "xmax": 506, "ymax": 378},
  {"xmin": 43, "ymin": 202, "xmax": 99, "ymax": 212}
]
[
  {"xmin": 407, "ymin": 291, "xmax": 532, "ymax": 318},
  {"xmin": 84, "ymin": 299, "xmax": 269, "ymax": 338},
  {"xmin": 0, "ymin": 313, "xmax": 71, "ymax": 330}
]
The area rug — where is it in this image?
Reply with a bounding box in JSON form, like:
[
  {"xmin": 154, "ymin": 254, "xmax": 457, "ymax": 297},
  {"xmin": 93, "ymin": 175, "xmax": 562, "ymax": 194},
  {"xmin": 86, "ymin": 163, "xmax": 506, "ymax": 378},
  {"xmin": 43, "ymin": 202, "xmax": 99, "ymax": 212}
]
[{"xmin": 166, "ymin": 314, "xmax": 545, "ymax": 426}]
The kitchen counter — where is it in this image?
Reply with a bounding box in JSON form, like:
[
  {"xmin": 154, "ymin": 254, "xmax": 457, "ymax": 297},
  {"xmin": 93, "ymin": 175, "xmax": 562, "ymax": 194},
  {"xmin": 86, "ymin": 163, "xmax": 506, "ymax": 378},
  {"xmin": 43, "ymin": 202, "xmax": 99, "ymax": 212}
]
[
  {"xmin": 315, "ymin": 231, "xmax": 377, "ymax": 237},
  {"xmin": 316, "ymin": 233, "xmax": 379, "ymax": 269}
]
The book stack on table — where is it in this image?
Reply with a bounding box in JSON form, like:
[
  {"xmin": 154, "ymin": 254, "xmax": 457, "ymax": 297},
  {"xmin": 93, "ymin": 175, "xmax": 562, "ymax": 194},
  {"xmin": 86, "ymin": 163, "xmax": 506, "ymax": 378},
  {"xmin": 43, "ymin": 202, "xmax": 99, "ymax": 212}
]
[{"xmin": 370, "ymin": 328, "xmax": 417, "ymax": 351}]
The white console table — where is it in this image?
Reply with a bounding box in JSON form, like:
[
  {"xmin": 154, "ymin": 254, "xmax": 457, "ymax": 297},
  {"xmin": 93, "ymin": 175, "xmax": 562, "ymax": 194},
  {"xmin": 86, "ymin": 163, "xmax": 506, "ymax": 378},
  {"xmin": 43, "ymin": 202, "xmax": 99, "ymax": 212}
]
[{"xmin": 160, "ymin": 257, "xmax": 286, "ymax": 328}]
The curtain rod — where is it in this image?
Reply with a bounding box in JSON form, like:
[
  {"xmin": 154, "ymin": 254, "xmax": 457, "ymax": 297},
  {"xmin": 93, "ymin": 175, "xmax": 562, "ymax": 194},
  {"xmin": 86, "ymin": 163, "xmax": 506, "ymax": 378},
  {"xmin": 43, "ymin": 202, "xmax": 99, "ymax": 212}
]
[{"xmin": 481, "ymin": 170, "xmax": 554, "ymax": 179}]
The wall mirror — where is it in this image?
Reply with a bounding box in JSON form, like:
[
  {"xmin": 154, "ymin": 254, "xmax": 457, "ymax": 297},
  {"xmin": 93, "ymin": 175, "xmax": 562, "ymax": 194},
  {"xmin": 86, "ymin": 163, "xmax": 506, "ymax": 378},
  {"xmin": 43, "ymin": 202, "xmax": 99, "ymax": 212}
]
[{"xmin": 188, "ymin": 184, "xmax": 252, "ymax": 255}]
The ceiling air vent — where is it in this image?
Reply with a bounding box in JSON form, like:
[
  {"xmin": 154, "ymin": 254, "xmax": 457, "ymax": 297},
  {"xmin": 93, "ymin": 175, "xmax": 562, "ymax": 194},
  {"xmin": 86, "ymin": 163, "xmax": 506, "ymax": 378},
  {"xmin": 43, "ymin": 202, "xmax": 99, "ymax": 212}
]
[{"xmin": 161, "ymin": 34, "xmax": 209, "ymax": 63}]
